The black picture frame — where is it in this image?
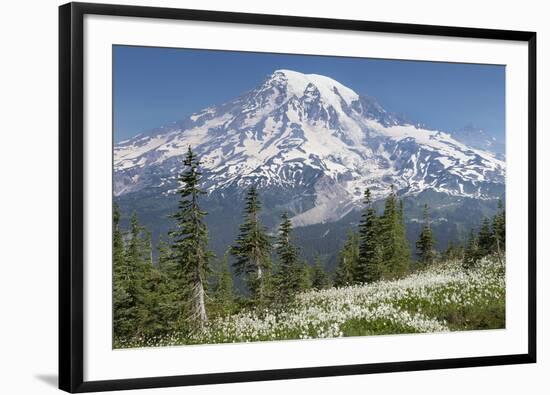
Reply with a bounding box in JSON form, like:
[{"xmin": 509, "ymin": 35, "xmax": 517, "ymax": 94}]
[{"xmin": 59, "ymin": 2, "xmax": 537, "ymax": 393}]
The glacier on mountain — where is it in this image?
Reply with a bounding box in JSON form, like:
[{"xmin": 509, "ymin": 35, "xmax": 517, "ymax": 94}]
[{"xmin": 114, "ymin": 69, "xmax": 505, "ymax": 227}]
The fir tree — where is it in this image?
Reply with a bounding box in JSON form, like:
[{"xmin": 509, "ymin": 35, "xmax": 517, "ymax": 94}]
[
  {"xmin": 211, "ymin": 252, "xmax": 235, "ymax": 315},
  {"xmin": 379, "ymin": 186, "xmax": 410, "ymax": 278},
  {"xmin": 169, "ymin": 146, "xmax": 212, "ymax": 330},
  {"xmin": 138, "ymin": 265, "xmax": 181, "ymax": 337},
  {"xmin": 144, "ymin": 229, "xmax": 153, "ymax": 266},
  {"xmin": 477, "ymin": 217, "xmax": 493, "ymax": 257},
  {"xmin": 297, "ymin": 260, "xmax": 312, "ymax": 292},
  {"xmin": 126, "ymin": 212, "xmax": 148, "ymax": 271},
  {"xmin": 463, "ymin": 228, "xmax": 481, "ymax": 269},
  {"xmin": 311, "ymin": 254, "xmax": 330, "ymax": 290},
  {"xmin": 156, "ymin": 235, "xmax": 172, "ymax": 272},
  {"xmin": 416, "ymin": 203, "xmax": 436, "ymax": 268},
  {"xmin": 113, "ymin": 203, "xmax": 134, "ymax": 339},
  {"xmin": 274, "ymin": 212, "xmax": 301, "ymax": 303},
  {"xmin": 230, "ymin": 186, "xmax": 272, "ymax": 300},
  {"xmin": 153, "ymin": 234, "xmax": 183, "ymax": 333},
  {"xmin": 355, "ymin": 188, "xmax": 381, "ymax": 283},
  {"xmin": 127, "ymin": 212, "xmax": 150, "ymax": 326},
  {"xmin": 115, "ymin": 211, "xmax": 157, "ymax": 339},
  {"xmin": 492, "ymin": 199, "xmax": 506, "ymax": 262},
  {"xmin": 334, "ymin": 231, "xmax": 359, "ymax": 286},
  {"xmin": 113, "ymin": 203, "xmax": 126, "ymax": 277}
]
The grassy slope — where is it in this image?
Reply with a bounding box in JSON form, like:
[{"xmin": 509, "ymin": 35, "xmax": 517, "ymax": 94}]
[{"xmin": 115, "ymin": 257, "xmax": 505, "ymax": 348}]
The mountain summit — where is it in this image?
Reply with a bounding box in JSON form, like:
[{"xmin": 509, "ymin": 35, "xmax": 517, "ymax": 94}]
[{"xmin": 114, "ymin": 69, "xmax": 505, "ymax": 227}]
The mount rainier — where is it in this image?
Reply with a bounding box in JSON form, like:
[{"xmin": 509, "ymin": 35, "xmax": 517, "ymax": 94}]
[
  {"xmin": 115, "ymin": 69, "xmax": 504, "ymax": 221},
  {"xmin": 114, "ymin": 69, "xmax": 505, "ymax": 262}
]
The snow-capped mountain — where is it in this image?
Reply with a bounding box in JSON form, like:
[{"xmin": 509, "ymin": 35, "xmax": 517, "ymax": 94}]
[{"xmin": 114, "ymin": 69, "xmax": 505, "ymax": 227}]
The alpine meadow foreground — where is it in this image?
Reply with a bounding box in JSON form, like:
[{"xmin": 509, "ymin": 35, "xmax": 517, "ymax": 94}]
[{"xmin": 114, "ymin": 256, "xmax": 504, "ymax": 348}]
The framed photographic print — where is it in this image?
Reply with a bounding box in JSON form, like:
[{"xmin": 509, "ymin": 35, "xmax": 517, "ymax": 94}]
[{"xmin": 59, "ymin": 2, "xmax": 537, "ymax": 392}]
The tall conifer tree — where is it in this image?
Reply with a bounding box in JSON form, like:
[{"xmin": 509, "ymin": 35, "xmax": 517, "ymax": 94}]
[
  {"xmin": 170, "ymin": 146, "xmax": 212, "ymax": 330},
  {"xmin": 477, "ymin": 217, "xmax": 493, "ymax": 257},
  {"xmin": 113, "ymin": 203, "xmax": 134, "ymax": 339},
  {"xmin": 113, "ymin": 203, "xmax": 127, "ymax": 279},
  {"xmin": 153, "ymin": 234, "xmax": 182, "ymax": 333},
  {"xmin": 463, "ymin": 228, "xmax": 481, "ymax": 269},
  {"xmin": 230, "ymin": 185, "xmax": 272, "ymax": 300},
  {"xmin": 297, "ymin": 260, "xmax": 312, "ymax": 292},
  {"xmin": 211, "ymin": 252, "xmax": 235, "ymax": 314},
  {"xmin": 116, "ymin": 211, "xmax": 154, "ymax": 339},
  {"xmin": 355, "ymin": 188, "xmax": 381, "ymax": 283},
  {"xmin": 156, "ymin": 235, "xmax": 172, "ymax": 272},
  {"xmin": 127, "ymin": 212, "xmax": 147, "ymax": 271},
  {"xmin": 492, "ymin": 199, "xmax": 506, "ymax": 262},
  {"xmin": 416, "ymin": 203, "xmax": 436, "ymax": 268},
  {"xmin": 379, "ymin": 186, "xmax": 410, "ymax": 278},
  {"xmin": 127, "ymin": 212, "xmax": 149, "ymax": 313},
  {"xmin": 274, "ymin": 212, "xmax": 301, "ymax": 303},
  {"xmin": 311, "ymin": 254, "xmax": 330, "ymax": 290},
  {"xmin": 334, "ymin": 231, "xmax": 360, "ymax": 286}
]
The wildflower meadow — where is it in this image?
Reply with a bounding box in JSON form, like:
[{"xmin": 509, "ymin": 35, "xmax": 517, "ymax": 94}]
[{"xmin": 114, "ymin": 256, "xmax": 504, "ymax": 348}]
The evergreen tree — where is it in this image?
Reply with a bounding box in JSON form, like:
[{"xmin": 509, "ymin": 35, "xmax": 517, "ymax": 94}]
[
  {"xmin": 126, "ymin": 212, "xmax": 148, "ymax": 271},
  {"xmin": 334, "ymin": 230, "xmax": 360, "ymax": 286},
  {"xmin": 153, "ymin": 234, "xmax": 184, "ymax": 334},
  {"xmin": 355, "ymin": 188, "xmax": 381, "ymax": 283},
  {"xmin": 144, "ymin": 229, "xmax": 153, "ymax": 266},
  {"xmin": 169, "ymin": 146, "xmax": 212, "ymax": 330},
  {"xmin": 297, "ymin": 260, "xmax": 312, "ymax": 292},
  {"xmin": 113, "ymin": 203, "xmax": 134, "ymax": 339},
  {"xmin": 210, "ymin": 252, "xmax": 235, "ymax": 315},
  {"xmin": 156, "ymin": 235, "xmax": 172, "ymax": 271},
  {"xmin": 379, "ymin": 186, "xmax": 410, "ymax": 279},
  {"xmin": 138, "ymin": 264, "xmax": 181, "ymax": 338},
  {"xmin": 477, "ymin": 217, "xmax": 493, "ymax": 257},
  {"xmin": 311, "ymin": 254, "xmax": 330, "ymax": 290},
  {"xmin": 416, "ymin": 203, "xmax": 436, "ymax": 268},
  {"xmin": 463, "ymin": 228, "xmax": 481, "ymax": 269},
  {"xmin": 230, "ymin": 186, "xmax": 272, "ymax": 300},
  {"xmin": 115, "ymin": 211, "xmax": 158, "ymax": 339},
  {"xmin": 492, "ymin": 199, "xmax": 506, "ymax": 262},
  {"xmin": 113, "ymin": 203, "xmax": 126, "ymax": 277},
  {"xmin": 126, "ymin": 212, "xmax": 151, "ymax": 332},
  {"xmin": 274, "ymin": 212, "xmax": 301, "ymax": 303}
]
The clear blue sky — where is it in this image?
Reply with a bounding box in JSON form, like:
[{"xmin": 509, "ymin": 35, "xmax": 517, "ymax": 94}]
[{"xmin": 114, "ymin": 45, "xmax": 505, "ymax": 142}]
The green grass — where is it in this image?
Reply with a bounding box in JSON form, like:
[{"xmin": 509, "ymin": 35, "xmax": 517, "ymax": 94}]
[{"xmin": 114, "ymin": 256, "xmax": 505, "ymax": 348}]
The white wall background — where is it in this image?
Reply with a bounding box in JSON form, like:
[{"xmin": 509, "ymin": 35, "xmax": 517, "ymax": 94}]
[{"xmin": 0, "ymin": 0, "xmax": 547, "ymax": 394}]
